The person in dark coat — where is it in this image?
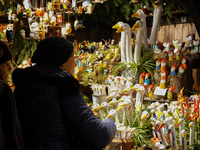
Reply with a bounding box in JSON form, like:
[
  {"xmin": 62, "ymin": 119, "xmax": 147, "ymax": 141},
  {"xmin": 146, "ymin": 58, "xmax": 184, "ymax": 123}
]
[
  {"xmin": 12, "ymin": 37, "xmax": 116, "ymax": 150},
  {"xmin": 0, "ymin": 41, "xmax": 24, "ymax": 150}
]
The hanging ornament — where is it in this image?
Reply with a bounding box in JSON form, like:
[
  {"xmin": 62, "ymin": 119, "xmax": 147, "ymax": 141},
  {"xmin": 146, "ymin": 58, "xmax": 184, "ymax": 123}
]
[
  {"xmin": 8, "ymin": 9, "xmax": 12, "ymax": 21},
  {"xmin": 20, "ymin": 29, "xmax": 26, "ymax": 39},
  {"xmin": 61, "ymin": 27, "xmax": 66, "ymax": 37},
  {"xmin": 74, "ymin": 20, "xmax": 84, "ymax": 30},
  {"xmin": 65, "ymin": 23, "xmax": 72, "ymax": 34},
  {"xmin": 35, "ymin": 8, "xmax": 41, "ymax": 17},
  {"xmin": 54, "ymin": 1, "xmax": 60, "ymax": 10},
  {"xmin": 78, "ymin": 6, "xmax": 82, "ymax": 14},
  {"xmin": 16, "ymin": 4, "xmax": 22, "ymax": 15},
  {"xmin": 44, "ymin": 12, "xmax": 49, "ymax": 21},
  {"xmin": 24, "ymin": 0, "xmax": 31, "ymax": 10},
  {"xmin": 49, "ymin": 10, "xmax": 54, "ymax": 19},
  {"xmin": 40, "ymin": 7, "xmax": 45, "ymax": 17},
  {"xmin": 50, "ymin": 15, "xmax": 56, "ymax": 26},
  {"xmin": 56, "ymin": 28, "xmax": 61, "ymax": 36},
  {"xmin": 57, "ymin": 15, "xmax": 62, "ymax": 24},
  {"xmin": 40, "ymin": 29, "xmax": 45, "ymax": 39},
  {"xmin": 6, "ymin": 25, "xmax": 14, "ymax": 43},
  {"xmin": 47, "ymin": 2, "xmax": 53, "ymax": 10},
  {"xmin": 26, "ymin": 8, "xmax": 31, "ymax": 17}
]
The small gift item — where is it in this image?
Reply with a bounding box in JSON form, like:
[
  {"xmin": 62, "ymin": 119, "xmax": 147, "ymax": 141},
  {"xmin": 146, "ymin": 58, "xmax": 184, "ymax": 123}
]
[
  {"xmin": 182, "ymin": 56, "xmax": 187, "ymax": 69},
  {"xmin": 160, "ymin": 58, "xmax": 166, "ymax": 71},
  {"xmin": 178, "ymin": 64, "xmax": 185, "ymax": 78},
  {"xmin": 170, "ymin": 63, "xmax": 177, "ymax": 76},
  {"xmin": 191, "ymin": 39, "xmax": 200, "ymax": 53},
  {"xmin": 145, "ymin": 72, "xmax": 151, "ymax": 84},
  {"xmin": 167, "ymin": 86, "xmax": 175, "ymax": 99},
  {"xmin": 139, "ymin": 72, "xmax": 145, "ymax": 85},
  {"xmin": 163, "ymin": 41, "xmax": 170, "ymax": 52},
  {"xmin": 159, "ymin": 76, "xmax": 166, "ymax": 89},
  {"xmin": 175, "ymin": 49, "xmax": 181, "ymax": 60},
  {"xmin": 173, "ymin": 39, "xmax": 179, "ymax": 53},
  {"xmin": 168, "ymin": 50, "xmax": 174, "ymax": 61},
  {"xmin": 155, "ymin": 58, "xmax": 161, "ymax": 70}
]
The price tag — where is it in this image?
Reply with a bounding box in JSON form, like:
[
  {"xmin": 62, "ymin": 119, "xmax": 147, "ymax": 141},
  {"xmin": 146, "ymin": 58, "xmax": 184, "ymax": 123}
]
[{"xmin": 154, "ymin": 86, "xmax": 167, "ymax": 96}]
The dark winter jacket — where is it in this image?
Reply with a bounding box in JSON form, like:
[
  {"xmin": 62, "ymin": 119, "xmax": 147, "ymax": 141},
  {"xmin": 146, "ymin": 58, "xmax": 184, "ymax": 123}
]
[
  {"xmin": 12, "ymin": 64, "xmax": 116, "ymax": 150},
  {"xmin": 0, "ymin": 79, "xmax": 24, "ymax": 150}
]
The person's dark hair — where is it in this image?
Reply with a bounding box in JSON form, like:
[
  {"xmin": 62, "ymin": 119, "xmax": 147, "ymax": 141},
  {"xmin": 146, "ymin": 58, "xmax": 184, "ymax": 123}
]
[
  {"xmin": 32, "ymin": 36, "xmax": 74, "ymax": 66},
  {"xmin": 0, "ymin": 41, "xmax": 12, "ymax": 64}
]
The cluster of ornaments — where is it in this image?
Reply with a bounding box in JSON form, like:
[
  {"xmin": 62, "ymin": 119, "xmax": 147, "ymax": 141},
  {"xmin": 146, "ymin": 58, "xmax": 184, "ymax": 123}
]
[
  {"xmin": 147, "ymin": 91, "xmax": 200, "ymax": 150},
  {"xmin": 8, "ymin": 0, "xmax": 103, "ymax": 41}
]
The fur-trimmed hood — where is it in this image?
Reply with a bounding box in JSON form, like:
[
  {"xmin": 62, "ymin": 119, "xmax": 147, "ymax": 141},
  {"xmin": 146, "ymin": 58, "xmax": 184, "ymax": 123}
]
[{"xmin": 12, "ymin": 64, "xmax": 80, "ymax": 105}]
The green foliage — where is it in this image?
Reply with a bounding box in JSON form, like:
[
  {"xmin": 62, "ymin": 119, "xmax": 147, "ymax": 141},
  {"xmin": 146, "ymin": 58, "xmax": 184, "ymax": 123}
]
[
  {"xmin": 129, "ymin": 105, "xmax": 153, "ymax": 148},
  {"xmin": 11, "ymin": 12, "xmax": 37, "ymax": 64},
  {"xmin": 83, "ymin": 95, "xmax": 92, "ymax": 103},
  {"xmin": 112, "ymin": 46, "xmax": 156, "ymax": 84},
  {"xmin": 0, "ymin": 0, "xmax": 18, "ymax": 12}
]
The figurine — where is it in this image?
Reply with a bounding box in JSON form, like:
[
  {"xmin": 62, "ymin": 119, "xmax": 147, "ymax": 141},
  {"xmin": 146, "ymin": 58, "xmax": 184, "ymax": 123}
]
[
  {"xmin": 6, "ymin": 25, "xmax": 14, "ymax": 43},
  {"xmin": 20, "ymin": 29, "xmax": 25, "ymax": 39},
  {"xmin": 170, "ymin": 63, "xmax": 177, "ymax": 76},
  {"xmin": 163, "ymin": 52, "xmax": 168, "ymax": 60},
  {"xmin": 155, "ymin": 58, "xmax": 161, "ymax": 70},
  {"xmin": 131, "ymin": 20, "xmax": 143, "ymax": 63},
  {"xmin": 178, "ymin": 41, "xmax": 184, "ymax": 52},
  {"xmin": 182, "ymin": 56, "xmax": 187, "ymax": 69},
  {"xmin": 173, "ymin": 39, "xmax": 179, "ymax": 53},
  {"xmin": 149, "ymin": 0, "xmax": 163, "ymax": 45},
  {"xmin": 167, "ymin": 86, "xmax": 175, "ymax": 99},
  {"xmin": 160, "ymin": 58, "xmax": 166, "ymax": 71},
  {"xmin": 131, "ymin": 7, "xmax": 148, "ymax": 49},
  {"xmin": 145, "ymin": 72, "xmax": 151, "ymax": 84},
  {"xmin": 163, "ymin": 41, "xmax": 170, "ymax": 52},
  {"xmin": 139, "ymin": 72, "xmax": 145, "ymax": 85},
  {"xmin": 160, "ymin": 67, "xmax": 166, "ymax": 77},
  {"xmin": 148, "ymin": 84, "xmax": 154, "ymax": 98},
  {"xmin": 159, "ymin": 76, "xmax": 166, "ymax": 89},
  {"xmin": 177, "ymin": 87, "xmax": 185, "ymax": 104},
  {"xmin": 191, "ymin": 39, "xmax": 200, "ymax": 53},
  {"xmin": 185, "ymin": 34, "xmax": 194, "ymax": 51},
  {"xmin": 178, "ymin": 64, "xmax": 185, "ymax": 78},
  {"xmin": 175, "ymin": 49, "xmax": 181, "ymax": 60},
  {"xmin": 154, "ymin": 41, "xmax": 163, "ymax": 53},
  {"xmin": 168, "ymin": 50, "xmax": 174, "ymax": 61}
]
